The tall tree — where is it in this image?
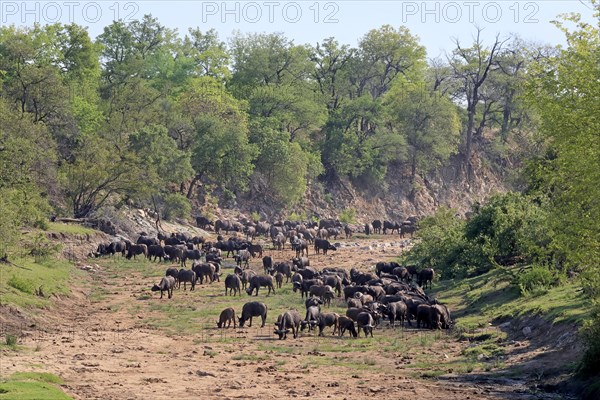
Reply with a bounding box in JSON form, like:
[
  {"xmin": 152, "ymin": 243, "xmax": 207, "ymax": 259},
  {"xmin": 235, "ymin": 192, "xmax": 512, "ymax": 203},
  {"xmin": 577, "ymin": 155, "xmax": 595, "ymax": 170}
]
[
  {"xmin": 447, "ymin": 29, "xmax": 507, "ymax": 175},
  {"xmin": 382, "ymin": 77, "xmax": 460, "ymax": 187},
  {"xmin": 351, "ymin": 25, "xmax": 426, "ymax": 99},
  {"xmin": 525, "ymin": 6, "xmax": 600, "ymax": 374}
]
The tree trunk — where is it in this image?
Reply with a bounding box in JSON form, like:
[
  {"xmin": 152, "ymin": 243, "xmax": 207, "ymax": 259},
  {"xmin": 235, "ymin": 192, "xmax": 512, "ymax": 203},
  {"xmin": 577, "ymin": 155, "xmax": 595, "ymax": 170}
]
[{"xmin": 186, "ymin": 175, "xmax": 200, "ymax": 199}]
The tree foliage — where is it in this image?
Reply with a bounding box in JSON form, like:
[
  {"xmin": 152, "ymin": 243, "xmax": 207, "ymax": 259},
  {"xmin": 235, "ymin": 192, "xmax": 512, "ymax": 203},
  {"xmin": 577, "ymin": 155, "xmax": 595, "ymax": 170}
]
[
  {"xmin": 0, "ymin": 19, "xmax": 562, "ymax": 224},
  {"xmin": 525, "ymin": 5, "xmax": 600, "ymax": 374}
]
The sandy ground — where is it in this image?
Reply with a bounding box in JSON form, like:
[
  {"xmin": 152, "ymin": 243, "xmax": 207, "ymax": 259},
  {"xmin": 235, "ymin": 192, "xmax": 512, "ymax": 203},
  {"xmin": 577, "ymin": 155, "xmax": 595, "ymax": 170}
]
[{"xmin": 1, "ymin": 235, "xmax": 570, "ymax": 400}]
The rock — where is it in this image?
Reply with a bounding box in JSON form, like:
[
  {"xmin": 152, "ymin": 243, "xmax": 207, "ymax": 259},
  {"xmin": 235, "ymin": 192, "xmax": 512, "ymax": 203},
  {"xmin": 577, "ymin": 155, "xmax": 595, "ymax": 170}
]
[
  {"xmin": 477, "ymin": 354, "xmax": 485, "ymax": 360},
  {"xmin": 499, "ymin": 321, "xmax": 512, "ymax": 330},
  {"xmin": 522, "ymin": 326, "xmax": 532, "ymax": 337}
]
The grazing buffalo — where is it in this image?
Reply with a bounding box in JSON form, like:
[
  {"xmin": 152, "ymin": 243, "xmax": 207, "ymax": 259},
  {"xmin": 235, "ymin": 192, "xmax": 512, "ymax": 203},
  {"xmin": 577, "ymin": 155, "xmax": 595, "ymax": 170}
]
[
  {"xmin": 246, "ymin": 275, "xmax": 276, "ymax": 296},
  {"xmin": 337, "ymin": 316, "xmax": 358, "ymax": 337},
  {"xmin": 274, "ymin": 309, "xmax": 302, "ymax": 340},
  {"xmin": 217, "ymin": 307, "xmax": 236, "ymax": 328},
  {"xmin": 148, "ymin": 245, "xmax": 166, "ymax": 262},
  {"xmin": 239, "ymin": 302, "xmax": 268, "ymax": 328},
  {"xmin": 315, "ymin": 313, "xmax": 339, "ymax": 336},
  {"xmin": 151, "ymin": 276, "xmax": 175, "ymax": 299}
]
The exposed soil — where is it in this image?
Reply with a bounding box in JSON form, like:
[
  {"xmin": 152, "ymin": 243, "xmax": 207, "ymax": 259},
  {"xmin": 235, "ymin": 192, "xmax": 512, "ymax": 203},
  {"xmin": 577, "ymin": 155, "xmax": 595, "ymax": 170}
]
[{"xmin": 1, "ymin": 234, "xmax": 577, "ymax": 400}]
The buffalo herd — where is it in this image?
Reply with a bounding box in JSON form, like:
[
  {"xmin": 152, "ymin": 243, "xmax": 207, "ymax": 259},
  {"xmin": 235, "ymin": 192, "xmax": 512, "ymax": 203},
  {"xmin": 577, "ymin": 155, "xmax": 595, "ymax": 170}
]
[{"xmin": 95, "ymin": 215, "xmax": 450, "ymax": 341}]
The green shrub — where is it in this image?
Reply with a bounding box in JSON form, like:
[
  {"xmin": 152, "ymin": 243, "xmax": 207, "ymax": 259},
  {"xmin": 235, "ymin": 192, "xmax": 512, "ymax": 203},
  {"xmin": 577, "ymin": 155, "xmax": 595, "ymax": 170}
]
[
  {"xmin": 27, "ymin": 234, "xmax": 61, "ymax": 260},
  {"xmin": 579, "ymin": 304, "xmax": 600, "ymax": 376},
  {"xmin": 250, "ymin": 211, "xmax": 261, "ymax": 222},
  {"xmin": 8, "ymin": 275, "xmax": 35, "ymax": 294},
  {"xmin": 33, "ymin": 218, "xmax": 49, "ymax": 231},
  {"xmin": 339, "ymin": 208, "xmax": 356, "ymax": 224},
  {"xmin": 517, "ymin": 265, "xmax": 555, "ymax": 296},
  {"xmin": 288, "ymin": 211, "xmax": 306, "ymax": 222},
  {"xmin": 403, "ymin": 193, "xmax": 552, "ymax": 280},
  {"xmin": 5, "ymin": 334, "xmax": 17, "ymax": 347},
  {"xmin": 161, "ymin": 193, "xmax": 191, "ymax": 221}
]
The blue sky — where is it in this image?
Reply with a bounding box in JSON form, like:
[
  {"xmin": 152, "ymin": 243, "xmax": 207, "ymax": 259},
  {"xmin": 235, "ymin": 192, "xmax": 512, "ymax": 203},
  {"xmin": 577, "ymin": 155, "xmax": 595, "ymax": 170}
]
[{"xmin": 1, "ymin": 1, "xmax": 595, "ymax": 55}]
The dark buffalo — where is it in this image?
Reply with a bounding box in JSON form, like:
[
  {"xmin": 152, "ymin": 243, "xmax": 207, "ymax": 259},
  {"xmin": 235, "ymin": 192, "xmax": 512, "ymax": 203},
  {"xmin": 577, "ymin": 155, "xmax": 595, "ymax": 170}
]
[
  {"xmin": 147, "ymin": 245, "xmax": 166, "ymax": 262},
  {"xmin": 192, "ymin": 262, "xmax": 216, "ymax": 284},
  {"xmin": 356, "ymin": 312, "xmax": 375, "ymax": 337},
  {"xmin": 274, "ymin": 310, "xmax": 302, "ymax": 340},
  {"xmin": 372, "ymin": 220, "xmax": 382, "ymax": 234},
  {"xmin": 126, "ymin": 244, "xmax": 148, "ymax": 260},
  {"xmin": 262, "ymin": 256, "xmax": 273, "ymax": 274},
  {"xmin": 383, "ymin": 220, "xmax": 401, "ymax": 234},
  {"xmin": 137, "ymin": 235, "xmax": 160, "ymax": 247},
  {"xmin": 217, "ymin": 307, "xmax": 236, "ymax": 328},
  {"xmin": 239, "ymin": 301, "xmax": 268, "ymax": 328},
  {"xmin": 314, "ymin": 238, "xmax": 336, "ymax": 255},
  {"xmin": 224, "ymin": 274, "xmax": 242, "ymax": 296},
  {"xmin": 151, "ymin": 276, "xmax": 175, "ymax": 299},
  {"xmin": 177, "ymin": 269, "xmax": 196, "ymax": 291},
  {"xmin": 246, "ymin": 275, "xmax": 276, "ymax": 296},
  {"xmin": 337, "ymin": 316, "xmax": 358, "ymax": 337},
  {"xmin": 417, "ymin": 268, "xmax": 435, "ymax": 289}
]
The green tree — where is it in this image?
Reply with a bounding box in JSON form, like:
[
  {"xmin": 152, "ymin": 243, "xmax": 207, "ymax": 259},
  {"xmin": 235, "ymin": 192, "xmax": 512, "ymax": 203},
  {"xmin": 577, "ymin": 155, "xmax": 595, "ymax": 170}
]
[
  {"xmin": 447, "ymin": 30, "xmax": 507, "ymax": 174},
  {"xmin": 60, "ymin": 136, "xmax": 144, "ymax": 218},
  {"xmin": 177, "ymin": 77, "xmax": 256, "ymax": 198},
  {"xmin": 525, "ymin": 6, "xmax": 600, "ymax": 374},
  {"xmin": 382, "ymin": 78, "xmax": 460, "ymax": 186},
  {"xmin": 0, "ymin": 98, "xmax": 52, "ymax": 247},
  {"xmin": 128, "ymin": 124, "xmax": 194, "ymax": 194},
  {"xmin": 351, "ymin": 25, "xmax": 426, "ymax": 99}
]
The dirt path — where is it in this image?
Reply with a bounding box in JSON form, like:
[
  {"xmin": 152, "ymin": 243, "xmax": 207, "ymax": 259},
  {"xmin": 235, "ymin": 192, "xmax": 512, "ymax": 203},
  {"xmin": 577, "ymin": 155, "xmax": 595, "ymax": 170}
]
[{"xmin": 1, "ymin": 236, "xmax": 560, "ymax": 399}]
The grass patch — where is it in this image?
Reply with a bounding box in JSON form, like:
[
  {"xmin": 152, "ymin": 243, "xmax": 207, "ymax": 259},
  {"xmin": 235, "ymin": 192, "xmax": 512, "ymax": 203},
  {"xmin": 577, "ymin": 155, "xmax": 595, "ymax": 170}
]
[
  {"xmin": 0, "ymin": 256, "xmax": 77, "ymax": 309},
  {"xmin": 45, "ymin": 222, "xmax": 97, "ymax": 235},
  {"xmin": 4, "ymin": 334, "xmax": 17, "ymax": 347},
  {"xmin": 231, "ymin": 353, "xmax": 270, "ymax": 361},
  {"xmin": 462, "ymin": 343, "xmax": 505, "ymax": 359},
  {"xmin": 0, "ymin": 372, "xmax": 70, "ymax": 400},
  {"xmin": 432, "ymin": 267, "xmax": 591, "ymax": 330}
]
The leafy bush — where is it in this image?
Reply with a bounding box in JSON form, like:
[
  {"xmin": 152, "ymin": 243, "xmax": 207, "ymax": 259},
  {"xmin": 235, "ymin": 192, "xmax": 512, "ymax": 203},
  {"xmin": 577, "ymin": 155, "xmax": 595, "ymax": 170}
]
[
  {"xmin": 250, "ymin": 211, "xmax": 261, "ymax": 222},
  {"xmin": 517, "ymin": 265, "xmax": 556, "ymax": 296},
  {"xmin": 8, "ymin": 275, "xmax": 35, "ymax": 294},
  {"xmin": 288, "ymin": 211, "xmax": 306, "ymax": 222},
  {"xmin": 404, "ymin": 193, "xmax": 552, "ymax": 280},
  {"xmin": 161, "ymin": 193, "xmax": 191, "ymax": 221},
  {"xmin": 464, "ymin": 192, "xmax": 551, "ymax": 271},
  {"xmin": 339, "ymin": 208, "xmax": 356, "ymax": 224},
  {"xmin": 5, "ymin": 334, "xmax": 17, "ymax": 347},
  {"xmin": 579, "ymin": 303, "xmax": 600, "ymax": 376},
  {"xmin": 33, "ymin": 218, "xmax": 49, "ymax": 231},
  {"xmin": 27, "ymin": 234, "xmax": 62, "ymax": 260},
  {"xmin": 403, "ymin": 207, "xmax": 469, "ymax": 279}
]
